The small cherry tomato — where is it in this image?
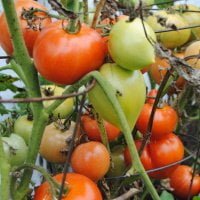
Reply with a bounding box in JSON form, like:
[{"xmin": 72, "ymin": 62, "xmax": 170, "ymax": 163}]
[
  {"xmin": 71, "ymin": 141, "xmax": 110, "ymax": 181},
  {"xmin": 34, "ymin": 173, "xmax": 103, "ymax": 200},
  {"xmin": 81, "ymin": 115, "xmax": 121, "ymax": 142},
  {"xmin": 169, "ymin": 165, "xmax": 200, "ymax": 199},
  {"xmin": 136, "ymin": 103, "xmax": 178, "ymax": 139}
]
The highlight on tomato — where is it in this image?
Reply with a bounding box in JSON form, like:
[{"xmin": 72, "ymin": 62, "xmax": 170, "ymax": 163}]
[
  {"xmin": 81, "ymin": 114, "xmax": 121, "ymax": 142},
  {"xmin": 169, "ymin": 165, "xmax": 200, "ymax": 199},
  {"xmin": 70, "ymin": 141, "xmax": 110, "ymax": 181},
  {"xmin": 0, "ymin": 0, "xmax": 51, "ymax": 56},
  {"xmin": 33, "ymin": 21, "xmax": 107, "ymax": 85},
  {"xmin": 124, "ymin": 133, "xmax": 184, "ymax": 179},
  {"xmin": 34, "ymin": 173, "xmax": 103, "ymax": 200},
  {"xmin": 136, "ymin": 103, "xmax": 178, "ymax": 139}
]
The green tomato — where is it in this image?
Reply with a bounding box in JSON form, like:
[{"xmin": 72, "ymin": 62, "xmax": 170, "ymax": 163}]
[
  {"xmin": 107, "ymin": 146, "xmax": 127, "ymax": 177},
  {"xmin": 2, "ymin": 134, "xmax": 28, "ymax": 166},
  {"xmin": 88, "ymin": 63, "xmax": 146, "ymax": 130},
  {"xmin": 14, "ymin": 115, "xmax": 33, "ymax": 145},
  {"xmin": 41, "ymin": 85, "xmax": 74, "ymax": 118},
  {"xmin": 108, "ymin": 17, "xmax": 156, "ymax": 70},
  {"xmin": 146, "ymin": 11, "xmax": 191, "ymax": 49}
]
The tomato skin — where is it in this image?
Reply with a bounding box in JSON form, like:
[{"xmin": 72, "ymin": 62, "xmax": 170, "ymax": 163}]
[
  {"xmin": 14, "ymin": 115, "xmax": 33, "ymax": 145},
  {"xmin": 0, "ymin": 0, "xmax": 51, "ymax": 56},
  {"xmin": 88, "ymin": 63, "xmax": 146, "ymax": 130},
  {"xmin": 136, "ymin": 103, "xmax": 178, "ymax": 139},
  {"xmin": 81, "ymin": 115, "xmax": 121, "ymax": 142},
  {"xmin": 146, "ymin": 89, "xmax": 157, "ymax": 104},
  {"xmin": 33, "ymin": 21, "xmax": 106, "ymax": 85},
  {"xmin": 2, "ymin": 134, "xmax": 28, "ymax": 166},
  {"xmin": 71, "ymin": 141, "xmax": 110, "ymax": 181},
  {"xmin": 39, "ymin": 121, "xmax": 78, "ymax": 163},
  {"xmin": 169, "ymin": 165, "xmax": 200, "ymax": 199},
  {"xmin": 124, "ymin": 133, "xmax": 184, "ymax": 179},
  {"xmin": 34, "ymin": 173, "xmax": 103, "ymax": 200},
  {"xmin": 41, "ymin": 85, "xmax": 74, "ymax": 118},
  {"xmin": 108, "ymin": 18, "xmax": 156, "ymax": 70}
]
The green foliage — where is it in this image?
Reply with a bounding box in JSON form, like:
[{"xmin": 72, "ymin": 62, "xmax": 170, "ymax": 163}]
[
  {"xmin": 193, "ymin": 196, "xmax": 200, "ymax": 200},
  {"xmin": 154, "ymin": 0, "xmax": 174, "ymax": 8},
  {"xmin": 160, "ymin": 190, "xmax": 174, "ymax": 200}
]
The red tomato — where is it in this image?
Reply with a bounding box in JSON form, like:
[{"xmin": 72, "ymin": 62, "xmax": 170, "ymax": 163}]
[
  {"xmin": 136, "ymin": 103, "xmax": 178, "ymax": 139},
  {"xmin": 146, "ymin": 89, "xmax": 158, "ymax": 104},
  {"xmin": 169, "ymin": 165, "xmax": 200, "ymax": 199},
  {"xmin": 124, "ymin": 133, "xmax": 184, "ymax": 179},
  {"xmin": 33, "ymin": 21, "xmax": 106, "ymax": 85},
  {"xmin": 0, "ymin": 0, "xmax": 51, "ymax": 56},
  {"xmin": 81, "ymin": 115, "xmax": 121, "ymax": 142},
  {"xmin": 71, "ymin": 141, "xmax": 110, "ymax": 181},
  {"xmin": 34, "ymin": 173, "xmax": 103, "ymax": 200}
]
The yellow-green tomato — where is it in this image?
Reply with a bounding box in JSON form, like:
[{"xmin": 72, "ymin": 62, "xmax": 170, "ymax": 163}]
[
  {"xmin": 108, "ymin": 18, "xmax": 156, "ymax": 70},
  {"xmin": 175, "ymin": 4, "xmax": 200, "ymax": 39},
  {"xmin": 14, "ymin": 115, "xmax": 33, "ymax": 145},
  {"xmin": 41, "ymin": 85, "xmax": 74, "ymax": 118},
  {"xmin": 88, "ymin": 63, "xmax": 146, "ymax": 130},
  {"xmin": 146, "ymin": 11, "xmax": 191, "ymax": 49},
  {"xmin": 2, "ymin": 134, "xmax": 28, "ymax": 166}
]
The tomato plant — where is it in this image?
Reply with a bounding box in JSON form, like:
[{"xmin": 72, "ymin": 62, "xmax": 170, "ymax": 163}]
[
  {"xmin": 0, "ymin": 0, "xmax": 51, "ymax": 56},
  {"xmin": 39, "ymin": 121, "xmax": 79, "ymax": 163},
  {"xmin": 2, "ymin": 134, "xmax": 28, "ymax": 166},
  {"xmin": 146, "ymin": 89, "xmax": 158, "ymax": 104},
  {"xmin": 41, "ymin": 85, "xmax": 74, "ymax": 118},
  {"xmin": 70, "ymin": 141, "xmax": 110, "ymax": 181},
  {"xmin": 33, "ymin": 21, "xmax": 107, "ymax": 85},
  {"xmin": 169, "ymin": 165, "xmax": 200, "ymax": 199},
  {"xmin": 124, "ymin": 133, "xmax": 184, "ymax": 179},
  {"xmin": 136, "ymin": 103, "xmax": 178, "ymax": 139},
  {"xmin": 34, "ymin": 173, "xmax": 103, "ymax": 200},
  {"xmin": 81, "ymin": 115, "xmax": 121, "ymax": 142}
]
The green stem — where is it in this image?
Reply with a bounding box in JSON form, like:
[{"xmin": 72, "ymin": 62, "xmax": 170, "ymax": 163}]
[
  {"xmin": 0, "ymin": 136, "xmax": 11, "ymax": 200},
  {"xmin": 88, "ymin": 71, "xmax": 160, "ymax": 200},
  {"xmin": 82, "ymin": 0, "xmax": 89, "ymax": 24},
  {"xmin": 0, "ymin": 64, "xmax": 12, "ymax": 71}
]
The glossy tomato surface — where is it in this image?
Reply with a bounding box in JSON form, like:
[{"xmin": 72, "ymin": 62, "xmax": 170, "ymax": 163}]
[
  {"xmin": 71, "ymin": 141, "xmax": 110, "ymax": 181},
  {"xmin": 169, "ymin": 165, "xmax": 200, "ymax": 199},
  {"xmin": 124, "ymin": 133, "xmax": 184, "ymax": 179},
  {"xmin": 34, "ymin": 173, "xmax": 103, "ymax": 200},
  {"xmin": 0, "ymin": 0, "xmax": 51, "ymax": 56},
  {"xmin": 33, "ymin": 21, "xmax": 106, "ymax": 85},
  {"xmin": 81, "ymin": 115, "xmax": 121, "ymax": 142},
  {"xmin": 136, "ymin": 103, "xmax": 178, "ymax": 139}
]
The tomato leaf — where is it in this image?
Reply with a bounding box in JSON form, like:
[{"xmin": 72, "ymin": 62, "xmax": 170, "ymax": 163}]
[
  {"xmin": 160, "ymin": 191, "xmax": 174, "ymax": 200},
  {"xmin": 0, "ymin": 103, "xmax": 9, "ymax": 115}
]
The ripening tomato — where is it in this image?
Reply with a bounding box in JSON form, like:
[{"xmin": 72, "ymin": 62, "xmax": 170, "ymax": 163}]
[
  {"xmin": 88, "ymin": 63, "xmax": 146, "ymax": 130},
  {"xmin": 34, "ymin": 173, "xmax": 103, "ymax": 200},
  {"xmin": 146, "ymin": 89, "xmax": 158, "ymax": 104},
  {"xmin": 81, "ymin": 115, "xmax": 121, "ymax": 142},
  {"xmin": 184, "ymin": 41, "xmax": 200, "ymax": 69},
  {"xmin": 124, "ymin": 133, "xmax": 184, "ymax": 179},
  {"xmin": 33, "ymin": 21, "xmax": 106, "ymax": 85},
  {"xmin": 0, "ymin": 0, "xmax": 51, "ymax": 56},
  {"xmin": 169, "ymin": 165, "xmax": 200, "ymax": 199},
  {"xmin": 108, "ymin": 18, "xmax": 156, "ymax": 70},
  {"xmin": 41, "ymin": 85, "xmax": 74, "ymax": 118},
  {"xmin": 39, "ymin": 121, "xmax": 79, "ymax": 163},
  {"xmin": 71, "ymin": 141, "xmax": 110, "ymax": 181},
  {"xmin": 136, "ymin": 103, "xmax": 178, "ymax": 139}
]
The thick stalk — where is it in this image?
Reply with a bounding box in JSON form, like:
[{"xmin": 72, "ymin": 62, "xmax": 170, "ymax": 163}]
[{"xmin": 0, "ymin": 136, "xmax": 11, "ymax": 200}]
